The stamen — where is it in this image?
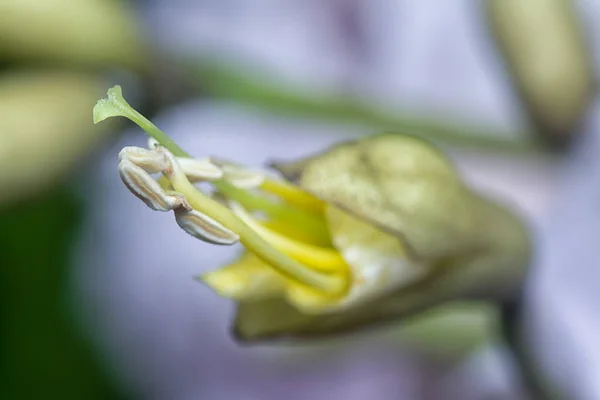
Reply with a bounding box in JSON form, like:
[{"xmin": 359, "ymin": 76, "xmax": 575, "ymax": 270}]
[
  {"xmin": 260, "ymin": 219, "xmax": 330, "ymax": 246},
  {"xmin": 219, "ymin": 164, "xmax": 265, "ymax": 189},
  {"xmin": 159, "ymin": 147, "xmax": 346, "ymax": 293},
  {"xmin": 229, "ymin": 202, "xmax": 347, "ymax": 272},
  {"xmin": 95, "ymin": 86, "xmax": 347, "ymax": 294},
  {"xmin": 174, "ymin": 208, "xmax": 239, "ymax": 245},
  {"xmin": 117, "ymin": 149, "xmax": 191, "ymax": 212},
  {"xmin": 177, "ymin": 157, "xmax": 224, "ymax": 182},
  {"xmin": 157, "ymin": 175, "xmax": 172, "ymax": 191},
  {"xmin": 215, "ymin": 182, "xmax": 331, "ymax": 245},
  {"xmin": 260, "ymin": 179, "xmax": 325, "ymax": 213}
]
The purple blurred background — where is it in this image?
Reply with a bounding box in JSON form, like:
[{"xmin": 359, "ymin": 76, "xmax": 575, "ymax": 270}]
[{"xmin": 3, "ymin": 1, "xmax": 600, "ymax": 399}]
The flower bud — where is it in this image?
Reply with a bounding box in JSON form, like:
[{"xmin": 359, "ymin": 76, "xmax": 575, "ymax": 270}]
[
  {"xmin": 0, "ymin": 70, "xmax": 109, "ymax": 208},
  {"xmin": 233, "ymin": 134, "xmax": 531, "ymax": 341},
  {"xmin": 486, "ymin": 0, "xmax": 595, "ymax": 146},
  {"xmin": 0, "ymin": 0, "xmax": 145, "ymax": 70}
]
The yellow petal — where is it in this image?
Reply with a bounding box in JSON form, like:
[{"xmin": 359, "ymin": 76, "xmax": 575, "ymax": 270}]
[
  {"xmin": 199, "ymin": 252, "xmax": 285, "ymax": 301},
  {"xmin": 285, "ymin": 283, "xmax": 342, "ymax": 313},
  {"xmin": 232, "ymin": 298, "xmax": 313, "ymax": 341}
]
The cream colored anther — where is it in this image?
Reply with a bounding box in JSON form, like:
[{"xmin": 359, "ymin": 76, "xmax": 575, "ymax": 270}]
[
  {"xmin": 118, "ymin": 146, "xmax": 192, "ymax": 212},
  {"xmin": 118, "ymin": 145, "xmax": 238, "ymax": 245},
  {"xmin": 147, "ymin": 138, "xmax": 224, "ymax": 182},
  {"xmin": 175, "ymin": 208, "xmax": 239, "ymax": 245},
  {"xmin": 212, "ymin": 160, "xmax": 265, "ymax": 189}
]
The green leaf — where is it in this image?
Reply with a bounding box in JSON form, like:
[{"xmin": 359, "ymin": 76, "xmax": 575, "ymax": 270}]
[{"xmin": 0, "ymin": 187, "xmax": 128, "ymax": 399}]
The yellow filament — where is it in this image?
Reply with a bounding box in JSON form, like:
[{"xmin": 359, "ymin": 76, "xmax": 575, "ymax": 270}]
[
  {"xmin": 261, "ymin": 220, "xmax": 331, "ymax": 246},
  {"xmin": 230, "ymin": 202, "xmax": 347, "ymax": 272},
  {"xmin": 166, "ymin": 166, "xmax": 346, "ymax": 294},
  {"xmin": 215, "ymin": 181, "xmax": 331, "ymax": 244},
  {"xmin": 158, "ymin": 175, "xmax": 172, "ymax": 190},
  {"xmin": 261, "ymin": 179, "xmax": 325, "ymax": 213}
]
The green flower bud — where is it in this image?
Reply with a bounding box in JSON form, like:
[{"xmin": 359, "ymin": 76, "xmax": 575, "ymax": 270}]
[
  {"xmin": 0, "ymin": 0, "xmax": 145, "ymax": 70},
  {"xmin": 0, "ymin": 70, "xmax": 109, "ymax": 208},
  {"xmin": 486, "ymin": 0, "xmax": 595, "ymax": 146},
  {"xmin": 235, "ymin": 134, "xmax": 531, "ymax": 341}
]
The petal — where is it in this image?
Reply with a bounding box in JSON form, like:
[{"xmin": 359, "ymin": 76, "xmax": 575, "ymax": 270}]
[
  {"xmin": 272, "ymin": 133, "xmax": 469, "ymax": 260},
  {"xmin": 233, "ymin": 295, "xmax": 496, "ymax": 352},
  {"xmin": 232, "ymin": 281, "xmax": 446, "ymax": 342},
  {"xmin": 232, "ymin": 297, "xmax": 313, "ymax": 341},
  {"xmin": 274, "ymin": 205, "xmax": 431, "ymax": 315},
  {"xmin": 201, "ymin": 250, "xmax": 348, "ymax": 314},
  {"xmin": 200, "ymin": 252, "xmax": 285, "ymax": 301},
  {"xmin": 322, "ymin": 206, "xmax": 429, "ymax": 310}
]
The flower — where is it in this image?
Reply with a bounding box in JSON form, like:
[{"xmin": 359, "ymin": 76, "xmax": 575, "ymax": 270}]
[
  {"xmin": 0, "ymin": 71, "xmax": 109, "ymax": 208},
  {"xmin": 94, "ymin": 86, "xmax": 531, "ymax": 342}
]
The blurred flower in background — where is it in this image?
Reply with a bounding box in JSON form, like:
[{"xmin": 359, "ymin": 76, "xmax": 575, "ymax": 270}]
[
  {"xmin": 1, "ymin": 0, "xmax": 599, "ymax": 399},
  {"xmin": 0, "ymin": 0, "xmax": 145, "ymax": 209}
]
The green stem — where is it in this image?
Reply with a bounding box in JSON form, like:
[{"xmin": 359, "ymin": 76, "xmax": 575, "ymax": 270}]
[
  {"xmin": 500, "ymin": 300, "xmax": 563, "ymax": 400},
  {"xmin": 183, "ymin": 59, "xmax": 546, "ymax": 155}
]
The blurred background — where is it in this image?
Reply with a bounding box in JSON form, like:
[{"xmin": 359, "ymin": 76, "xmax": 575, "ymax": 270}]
[{"xmin": 1, "ymin": 0, "xmax": 599, "ymax": 399}]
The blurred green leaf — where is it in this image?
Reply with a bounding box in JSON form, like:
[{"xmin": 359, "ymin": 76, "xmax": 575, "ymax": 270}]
[{"xmin": 0, "ymin": 187, "xmax": 128, "ymax": 399}]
